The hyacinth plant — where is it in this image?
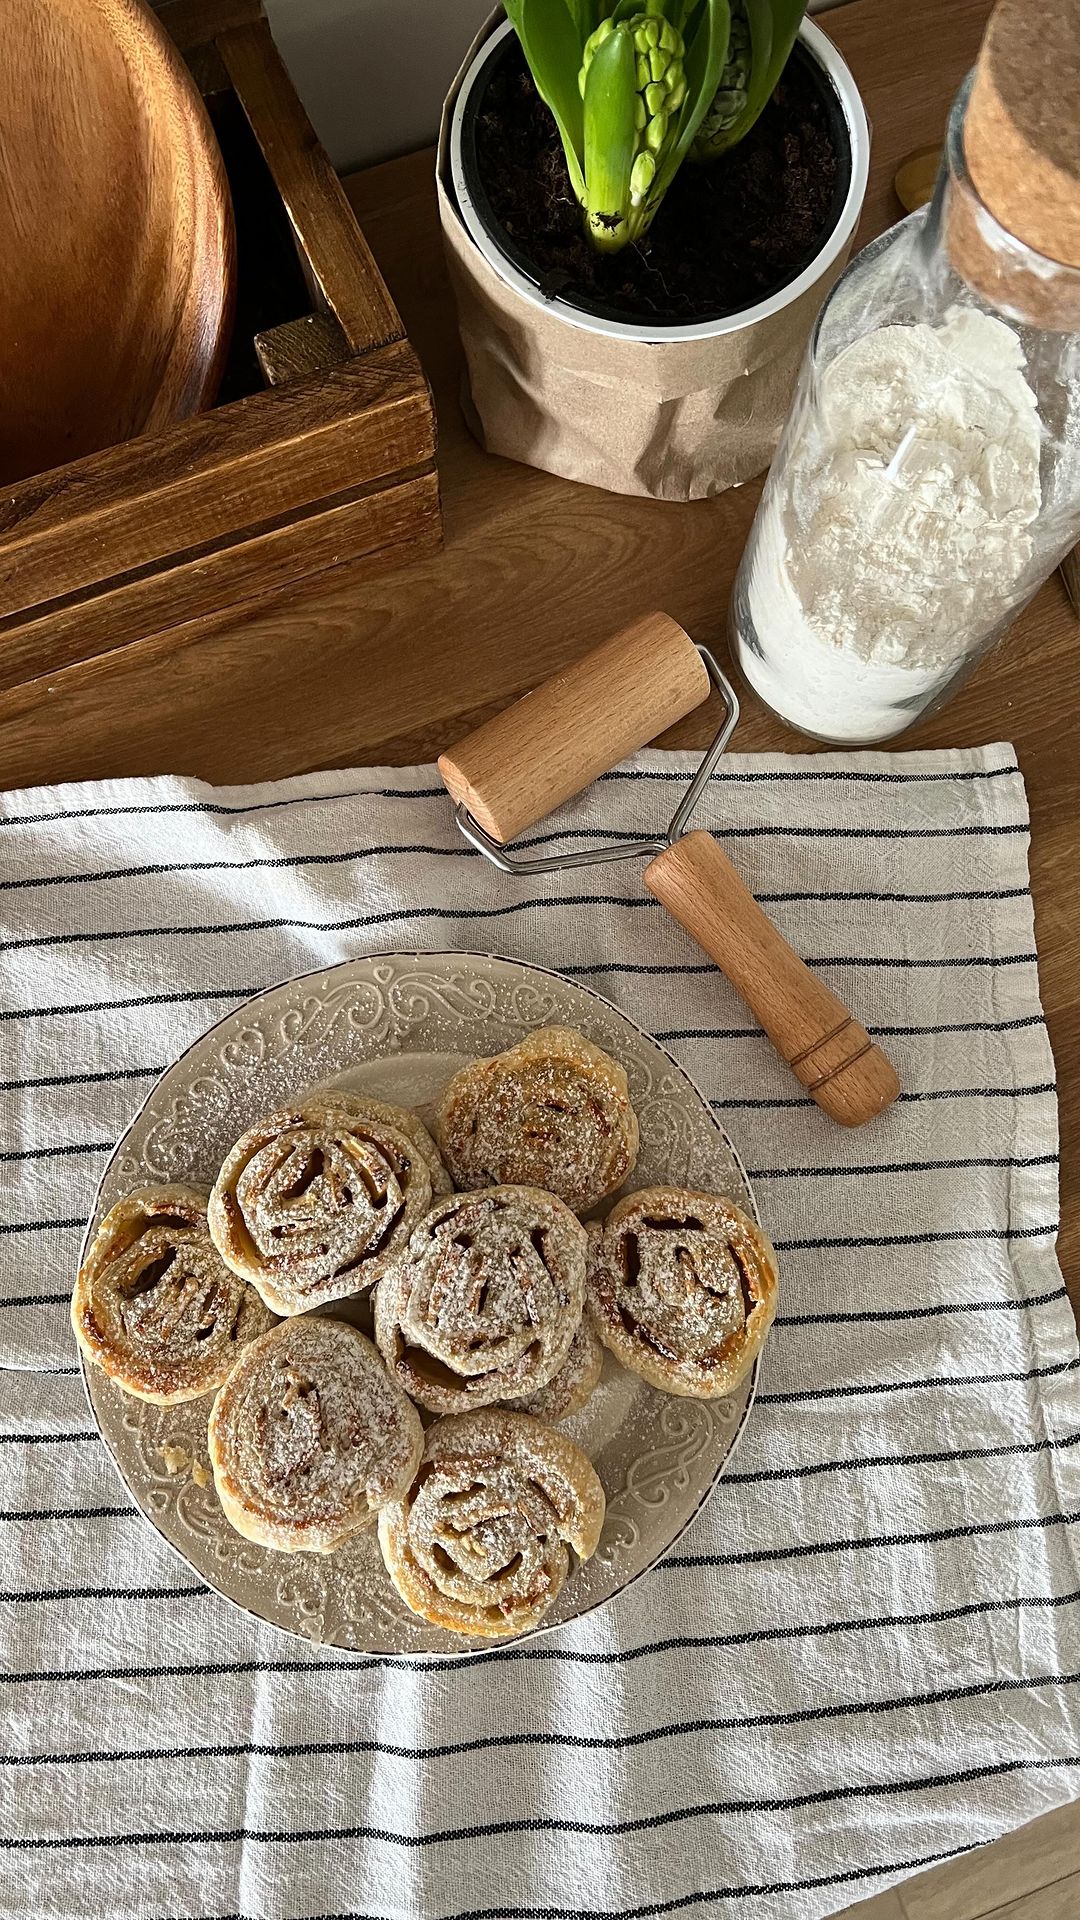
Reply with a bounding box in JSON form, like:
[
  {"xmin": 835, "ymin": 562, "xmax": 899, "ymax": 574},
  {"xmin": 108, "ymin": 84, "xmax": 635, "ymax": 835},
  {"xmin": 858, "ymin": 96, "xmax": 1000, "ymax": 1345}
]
[
  {"xmin": 501, "ymin": 0, "xmax": 809, "ymax": 254},
  {"xmin": 692, "ymin": 0, "xmax": 808, "ymax": 160}
]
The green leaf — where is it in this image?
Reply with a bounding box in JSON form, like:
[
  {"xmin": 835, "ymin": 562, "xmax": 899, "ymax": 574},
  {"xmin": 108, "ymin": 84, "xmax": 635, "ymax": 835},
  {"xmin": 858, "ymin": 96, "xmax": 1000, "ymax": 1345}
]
[
  {"xmin": 704, "ymin": 0, "xmax": 807, "ymax": 154},
  {"xmin": 504, "ymin": 0, "xmax": 587, "ymax": 198},
  {"xmin": 582, "ymin": 22, "xmax": 640, "ymax": 249},
  {"xmin": 654, "ymin": 0, "xmax": 731, "ymax": 194},
  {"xmin": 564, "ymin": 0, "xmax": 598, "ymax": 42}
]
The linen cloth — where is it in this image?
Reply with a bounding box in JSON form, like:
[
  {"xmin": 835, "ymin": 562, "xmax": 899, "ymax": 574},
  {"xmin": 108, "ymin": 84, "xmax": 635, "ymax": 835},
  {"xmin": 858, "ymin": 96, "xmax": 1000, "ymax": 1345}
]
[{"xmin": 2, "ymin": 744, "xmax": 1078, "ymax": 1920}]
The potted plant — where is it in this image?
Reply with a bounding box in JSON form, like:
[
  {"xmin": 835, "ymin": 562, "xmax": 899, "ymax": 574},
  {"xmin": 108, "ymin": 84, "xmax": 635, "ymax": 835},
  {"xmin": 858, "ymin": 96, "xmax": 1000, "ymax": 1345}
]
[{"xmin": 437, "ymin": 1, "xmax": 869, "ymax": 499}]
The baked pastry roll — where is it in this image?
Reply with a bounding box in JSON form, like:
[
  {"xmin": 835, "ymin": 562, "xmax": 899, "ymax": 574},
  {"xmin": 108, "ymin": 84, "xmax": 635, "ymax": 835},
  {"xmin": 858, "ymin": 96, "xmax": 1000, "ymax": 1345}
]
[
  {"xmin": 378, "ymin": 1408, "xmax": 605, "ymax": 1638},
  {"xmin": 374, "ymin": 1186, "xmax": 587, "ymax": 1414},
  {"xmin": 208, "ymin": 1316, "xmax": 423, "ymax": 1554},
  {"xmin": 335, "ymin": 1094, "xmax": 452, "ymax": 1197},
  {"xmin": 434, "ymin": 1026, "xmax": 639, "ymax": 1213},
  {"xmin": 509, "ymin": 1315, "xmax": 604, "ymax": 1421},
  {"xmin": 586, "ymin": 1187, "xmax": 778, "ymax": 1397},
  {"xmin": 72, "ymin": 1185, "xmax": 274, "ymax": 1404},
  {"xmin": 208, "ymin": 1095, "xmax": 436, "ymax": 1315}
]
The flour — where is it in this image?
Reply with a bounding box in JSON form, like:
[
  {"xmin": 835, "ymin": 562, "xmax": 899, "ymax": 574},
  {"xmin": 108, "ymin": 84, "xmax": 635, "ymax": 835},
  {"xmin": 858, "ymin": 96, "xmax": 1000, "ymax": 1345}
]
[{"xmin": 740, "ymin": 308, "xmax": 1043, "ymax": 741}]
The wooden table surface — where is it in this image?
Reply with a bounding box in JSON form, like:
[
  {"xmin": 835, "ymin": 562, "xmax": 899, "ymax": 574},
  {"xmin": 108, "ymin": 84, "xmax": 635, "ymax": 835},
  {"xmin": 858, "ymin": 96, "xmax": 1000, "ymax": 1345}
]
[{"xmin": 0, "ymin": 0, "xmax": 1075, "ymax": 1319}]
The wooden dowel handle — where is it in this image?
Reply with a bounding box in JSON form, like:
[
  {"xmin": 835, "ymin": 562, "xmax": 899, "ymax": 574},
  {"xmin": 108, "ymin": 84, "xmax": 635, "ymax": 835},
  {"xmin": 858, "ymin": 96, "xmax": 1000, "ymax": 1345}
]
[
  {"xmin": 644, "ymin": 832, "xmax": 900, "ymax": 1128},
  {"xmin": 438, "ymin": 611, "xmax": 710, "ymax": 844}
]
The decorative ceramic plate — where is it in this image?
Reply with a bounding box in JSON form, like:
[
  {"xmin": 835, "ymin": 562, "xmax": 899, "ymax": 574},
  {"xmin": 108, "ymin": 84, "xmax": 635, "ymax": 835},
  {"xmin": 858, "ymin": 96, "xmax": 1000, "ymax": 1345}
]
[{"xmin": 80, "ymin": 952, "xmax": 760, "ymax": 1655}]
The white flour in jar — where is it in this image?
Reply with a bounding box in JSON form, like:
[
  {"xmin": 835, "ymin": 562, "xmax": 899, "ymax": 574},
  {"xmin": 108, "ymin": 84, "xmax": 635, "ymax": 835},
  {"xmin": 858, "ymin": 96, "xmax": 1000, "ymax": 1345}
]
[{"xmin": 742, "ymin": 307, "xmax": 1043, "ymax": 741}]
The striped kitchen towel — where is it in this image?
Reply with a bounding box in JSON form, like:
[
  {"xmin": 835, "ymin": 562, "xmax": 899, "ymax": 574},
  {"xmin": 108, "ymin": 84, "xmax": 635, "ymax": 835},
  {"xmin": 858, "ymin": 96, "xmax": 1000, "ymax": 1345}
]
[{"xmin": 2, "ymin": 743, "xmax": 1078, "ymax": 1920}]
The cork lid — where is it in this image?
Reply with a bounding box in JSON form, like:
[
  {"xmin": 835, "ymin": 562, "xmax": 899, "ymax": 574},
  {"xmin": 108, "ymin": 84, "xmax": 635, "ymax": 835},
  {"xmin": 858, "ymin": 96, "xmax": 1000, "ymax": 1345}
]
[{"xmin": 964, "ymin": 0, "xmax": 1080, "ymax": 269}]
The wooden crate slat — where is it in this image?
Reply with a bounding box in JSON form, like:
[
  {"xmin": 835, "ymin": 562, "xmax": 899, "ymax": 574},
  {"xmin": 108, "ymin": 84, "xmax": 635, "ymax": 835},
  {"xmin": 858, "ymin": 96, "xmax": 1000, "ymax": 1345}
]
[
  {"xmin": 0, "ymin": 342, "xmax": 434, "ymax": 616},
  {"xmin": 217, "ymin": 20, "xmax": 403, "ymax": 358},
  {"xmin": 154, "ymin": 0, "xmax": 265, "ymax": 54},
  {"xmin": 0, "ymin": 471, "xmax": 441, "ymax": 694},
  {"xmin": 256, "ymin": 312, "xmax": 351, "ymax": 386}
]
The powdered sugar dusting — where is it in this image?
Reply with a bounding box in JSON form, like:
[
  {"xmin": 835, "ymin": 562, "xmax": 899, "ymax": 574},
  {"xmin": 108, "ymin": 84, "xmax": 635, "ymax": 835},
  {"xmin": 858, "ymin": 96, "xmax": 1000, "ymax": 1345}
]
[
  {"xmin": 435, "ymin": 1027, "xmax": 639, "ymax": 1213},
  {"xmin": 588, "ymin": 1187, "xmax": 778, "ymax": 1396},
  {"xmin": 510, "ymin": 1314, "xmax": 604, "ymax": 1421},
  {"xmin": 209, "ymin": 1316, "xmax": 423, "ymax": 1552},
  {"xmin": 379, "ymin": 1408, "xmax": 605, "ymax": 1636},
  {"xmin": 375, "ymin": 1187, "xmax": 586, "ymax": 1413}
]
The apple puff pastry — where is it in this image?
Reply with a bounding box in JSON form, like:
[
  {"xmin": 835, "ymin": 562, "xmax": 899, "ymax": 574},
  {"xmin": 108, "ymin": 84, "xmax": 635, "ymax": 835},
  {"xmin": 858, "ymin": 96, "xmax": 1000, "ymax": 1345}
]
[
  {"xmin": 374, "ymin": 1186, "xmax": 586, "ymax": 1414},
  {"xmin": 72, "ymin": 1185, "xmax": 274, "ymax": 1404},
  {"xmin": 208, "ymin": 1094, "xmax": 438, "ymax": 1315},
  {"xmin": 509, "ymin": 1315, "xmax": 604, "ymax": 1421},
  {"xmin": 434, "ymin": 1026, "xmax": 639, "ymax": 1213},
  {"xmin": 208, "ymin": 1316, "xmax": 423, "ymax": 1554},
  {"xmin": 586, "ymin": 1186, "xmax": 778, "ymax": 1397},
  {"xmin": 378, "ymin": 1407, "xmax": 605, "ymax": 1638}
]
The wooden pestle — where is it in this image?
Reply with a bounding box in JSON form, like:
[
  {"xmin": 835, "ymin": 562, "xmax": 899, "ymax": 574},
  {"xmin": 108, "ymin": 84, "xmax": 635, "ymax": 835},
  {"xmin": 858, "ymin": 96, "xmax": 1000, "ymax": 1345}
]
[{"xmin": 439, "ymin": 612, "xmax": 900, "ymax": 1128}]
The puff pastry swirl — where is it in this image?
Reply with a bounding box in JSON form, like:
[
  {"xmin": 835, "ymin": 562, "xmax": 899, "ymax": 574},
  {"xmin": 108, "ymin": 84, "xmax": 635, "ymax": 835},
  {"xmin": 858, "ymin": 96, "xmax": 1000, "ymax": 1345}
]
[
  {"xmin": 208, "ymin": 1315, "xmax": 423, "ymax": 1553},
  {"xmin": 375, "ymin": 1186, "xmax": 587, "ymax": 1414},
  {"xmin": 434, "ymin": 1026, "xmax": 639, "ymax": 1214},
  {"xmin": 208, "ymin": 1094, "xmax": 437, "ymax": 1315},
  {"xmin": 72, "ymin": 1185, "xmax": 274, "ymax": 1404},
  {"xmin": 378, "ymin": 1407, "xmax": 605, "ymax": 1637},
  {"xmin": 586, "ymin": 1186, "xmax": 778, "ymax": 1397}
]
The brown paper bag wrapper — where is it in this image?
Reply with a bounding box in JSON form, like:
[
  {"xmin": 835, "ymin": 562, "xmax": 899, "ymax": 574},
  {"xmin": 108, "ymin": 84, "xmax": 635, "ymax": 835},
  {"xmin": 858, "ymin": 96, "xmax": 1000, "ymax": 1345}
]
[{"xmin": 437, "ymin": 12, "xmax": 865, "ymax": 502}]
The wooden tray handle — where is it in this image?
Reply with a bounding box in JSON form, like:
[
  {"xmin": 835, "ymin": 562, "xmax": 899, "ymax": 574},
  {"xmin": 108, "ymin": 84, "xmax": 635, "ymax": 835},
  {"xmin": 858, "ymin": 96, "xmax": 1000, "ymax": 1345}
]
[
  {"xmin": 644, "ymin": 831, "xmax": 900, "ymax": 1128},
  {"xmin": 438, "ymin": 611, "xmax": 710, "ymax": 845}
]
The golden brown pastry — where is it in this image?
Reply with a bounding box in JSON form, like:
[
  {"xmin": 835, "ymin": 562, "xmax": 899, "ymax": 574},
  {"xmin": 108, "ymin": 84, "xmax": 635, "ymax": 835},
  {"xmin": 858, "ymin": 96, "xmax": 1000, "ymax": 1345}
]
[
  {"xmin": 433, "ymin": 1026, "xmax": 639, "ymax": 1213},
  {"xmin": 378, "ymin": 1408, "xmax": 605, "ymax": 1638},
  {"xmin": 586, "ymin": 1186, "xmax": 778, "ymax": 1397},
  {"xmin": 72, "ymin": 1185, "xmax": 274, "ymax": 1404},
  {"xmin": 509, "ymin": 1316, "xmax": 604, "ymax": 1421},
  {"xmin": 207, "ymin": 1095, "xmax": 435, "ymax": 1315},
  {"xmin": 374, "ymin": 1186, "xmax": 587, "ymax": 1414},
  {"xmin": 332, "ymin": 1093, "xmax": 451, "ymax": 1197},
  {"xmin": 207, "ymin": 1315, "xmax": 423, "ymax": 1554}
]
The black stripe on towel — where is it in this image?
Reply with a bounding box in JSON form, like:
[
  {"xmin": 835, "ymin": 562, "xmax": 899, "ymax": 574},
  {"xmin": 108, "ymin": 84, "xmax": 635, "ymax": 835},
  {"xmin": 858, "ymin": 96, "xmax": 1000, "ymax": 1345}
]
[
  {"xmin": 755, "ymin": 1356, "xmax": 1078, "ymax": 1406},
  {"xmin": 0, "ymin": 891, "xmax": 1040, "ymax": 959},
  {"xmin": 5, "ymin": 1588, "xmax": 1078, "ymax": 1686},
  {"xmin": 210, "ymin": 1841, "xmax": 974, "ymax": 1920},
  {"xmin": 715, "ymin": 1085, "xmax": 1056, "ymax": 1110},
  {"xmin": 6, "ymin": 1665, "xmax": 1079, "ymax": 1769},
  {"xmin": 0, "ymin": 760, "xmax": 1021, "ymax": 831},
  {"xmin": 773, "ymin": 1283, "xmax": 1067, "ymax": 1327},
  {"xmin": 0, "ymin": 1754, "xmax": 1075, "ymax": 1851},
  {"xmin": 0, "ymin": 1066, "xmax": 166, "ymax": 1094},
  {"xmin": 662, "ymin": 1507, "xmax": 1080, "ymax": 1572}
]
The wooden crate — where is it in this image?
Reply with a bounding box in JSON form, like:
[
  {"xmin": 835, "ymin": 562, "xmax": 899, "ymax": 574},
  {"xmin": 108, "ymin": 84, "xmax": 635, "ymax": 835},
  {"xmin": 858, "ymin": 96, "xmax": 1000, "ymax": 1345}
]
[{"xmin": 0, "ymin": 0, "xmax": 441, "ymax": 697}]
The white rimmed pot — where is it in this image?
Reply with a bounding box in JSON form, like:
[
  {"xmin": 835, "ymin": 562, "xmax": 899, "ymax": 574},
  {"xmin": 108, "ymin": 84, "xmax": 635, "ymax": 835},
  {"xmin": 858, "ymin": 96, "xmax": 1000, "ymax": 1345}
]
[{"xmin": 437, "ymin": 11, "xmax": 870, "ymax": 501}]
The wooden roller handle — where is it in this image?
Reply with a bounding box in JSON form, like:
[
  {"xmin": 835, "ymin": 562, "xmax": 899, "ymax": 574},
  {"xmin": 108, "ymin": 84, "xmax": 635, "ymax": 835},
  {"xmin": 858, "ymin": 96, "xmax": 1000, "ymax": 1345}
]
[
  {"xmin": 438, "ymin": 611, "xmax": 710, "ymax": 844},
  {"xmin": 644, "ymin": 832, "xmax": 900, "ymax": 1128}
]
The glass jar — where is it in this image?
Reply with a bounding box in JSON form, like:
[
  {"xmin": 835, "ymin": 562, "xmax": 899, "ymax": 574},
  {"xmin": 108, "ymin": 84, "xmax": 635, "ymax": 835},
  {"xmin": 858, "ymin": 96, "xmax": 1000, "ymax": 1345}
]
[{"xmin": 729, "ymin": 75, "xmax": 1080, "ymax": 745}]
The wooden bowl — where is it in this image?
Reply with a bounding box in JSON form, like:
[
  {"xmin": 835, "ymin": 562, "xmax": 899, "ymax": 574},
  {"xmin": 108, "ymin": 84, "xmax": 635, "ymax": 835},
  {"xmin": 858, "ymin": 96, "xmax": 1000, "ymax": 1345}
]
[{"xmin": 0, "ymin": 0, "xmax": 235, "ymax": 486}]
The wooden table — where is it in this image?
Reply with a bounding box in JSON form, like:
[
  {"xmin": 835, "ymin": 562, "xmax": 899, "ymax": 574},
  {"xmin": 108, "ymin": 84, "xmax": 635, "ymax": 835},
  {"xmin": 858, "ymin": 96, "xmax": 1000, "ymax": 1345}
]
[{"xmin": 0, "ymin": 0, "xmax": 1073, "ymax": 1294}]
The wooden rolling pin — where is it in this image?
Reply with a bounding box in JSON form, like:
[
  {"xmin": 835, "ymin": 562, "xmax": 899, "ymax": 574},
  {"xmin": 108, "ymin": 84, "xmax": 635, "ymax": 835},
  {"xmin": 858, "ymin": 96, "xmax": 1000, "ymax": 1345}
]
[{"xmin": 439, "ymin": 612, "xmax": 900, "ymax": 1128}]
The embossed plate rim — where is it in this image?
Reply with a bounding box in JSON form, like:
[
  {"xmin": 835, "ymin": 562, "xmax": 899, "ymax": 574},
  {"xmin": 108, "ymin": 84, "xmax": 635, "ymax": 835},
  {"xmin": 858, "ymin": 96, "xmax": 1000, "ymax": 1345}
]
[{"xmin": 79, "ymin": 949, "xmax": 762, "ymax": 1656}]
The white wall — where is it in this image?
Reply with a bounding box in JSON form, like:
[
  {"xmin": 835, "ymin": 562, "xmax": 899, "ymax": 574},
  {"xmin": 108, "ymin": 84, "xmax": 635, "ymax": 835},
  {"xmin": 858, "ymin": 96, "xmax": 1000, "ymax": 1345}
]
[
  {"xmin": 264, "ymin": 0, "xmax": 846, "ymax": 176},
  {"xmin": 264, "ymin": 0, "xmax": 495, "ymax": 173}
]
